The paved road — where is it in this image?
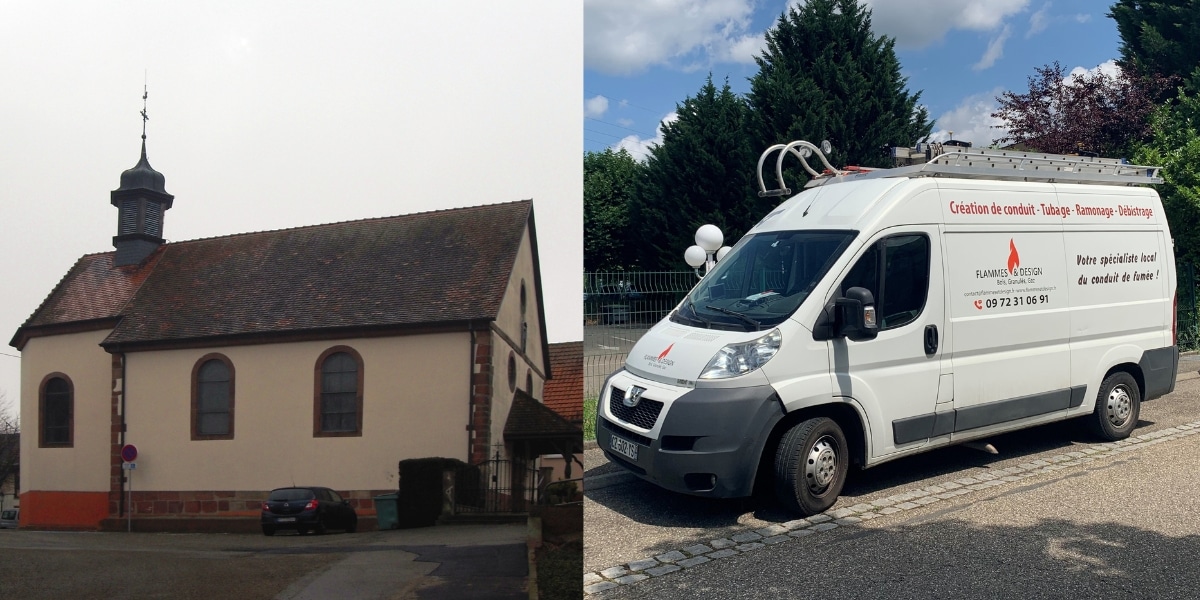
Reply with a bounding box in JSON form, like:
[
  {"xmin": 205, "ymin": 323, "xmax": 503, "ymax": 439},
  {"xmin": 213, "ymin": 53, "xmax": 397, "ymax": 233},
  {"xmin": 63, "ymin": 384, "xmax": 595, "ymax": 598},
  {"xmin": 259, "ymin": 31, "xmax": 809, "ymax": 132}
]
[
  {"xmin": 0, "ymin": 523, "xmax": 529, "ymax": 600},
  {"xmin": 584, "ymin": 360, "xmax": 1200, "ymax": 597}
]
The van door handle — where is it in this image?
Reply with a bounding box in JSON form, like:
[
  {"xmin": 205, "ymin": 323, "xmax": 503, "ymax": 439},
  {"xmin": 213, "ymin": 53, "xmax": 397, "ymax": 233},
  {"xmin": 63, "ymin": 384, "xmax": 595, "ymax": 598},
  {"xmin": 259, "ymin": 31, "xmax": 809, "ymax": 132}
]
[{"xmin": 924, "ymin": 325, "xmax": 939, "ymax": 356}]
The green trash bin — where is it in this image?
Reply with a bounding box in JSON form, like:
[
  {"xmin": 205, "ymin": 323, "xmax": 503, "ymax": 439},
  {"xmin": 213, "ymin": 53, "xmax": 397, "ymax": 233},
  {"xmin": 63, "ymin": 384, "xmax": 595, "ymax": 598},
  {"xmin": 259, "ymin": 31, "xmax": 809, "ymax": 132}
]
[{"xmin": 374, "ymin": 493, "xmax": 399, "ymax": 530}]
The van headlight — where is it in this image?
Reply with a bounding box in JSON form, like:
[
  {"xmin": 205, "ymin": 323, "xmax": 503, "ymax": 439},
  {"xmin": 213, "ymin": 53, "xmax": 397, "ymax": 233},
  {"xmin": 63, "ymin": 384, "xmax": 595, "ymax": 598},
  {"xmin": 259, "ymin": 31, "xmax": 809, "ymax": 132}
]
[{"xmin": 699, "ymin": 329, "xmax": 782, "ymax": 379}]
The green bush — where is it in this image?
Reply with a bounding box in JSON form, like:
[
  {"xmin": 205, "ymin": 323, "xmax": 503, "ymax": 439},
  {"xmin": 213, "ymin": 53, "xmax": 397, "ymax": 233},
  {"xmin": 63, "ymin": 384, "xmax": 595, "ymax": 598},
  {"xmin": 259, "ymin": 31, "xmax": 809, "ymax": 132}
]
[{"xmin": 583, "ymin": 397, "xmax": 597, "ymax": 442}]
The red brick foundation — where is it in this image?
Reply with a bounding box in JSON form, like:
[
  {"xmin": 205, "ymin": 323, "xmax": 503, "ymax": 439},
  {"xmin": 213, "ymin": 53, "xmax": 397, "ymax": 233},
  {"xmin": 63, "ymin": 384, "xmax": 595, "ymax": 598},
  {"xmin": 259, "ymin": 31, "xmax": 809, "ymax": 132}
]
[{"xmin": 23, "ymin": 488, "xmax": 393, "ymax": 532}]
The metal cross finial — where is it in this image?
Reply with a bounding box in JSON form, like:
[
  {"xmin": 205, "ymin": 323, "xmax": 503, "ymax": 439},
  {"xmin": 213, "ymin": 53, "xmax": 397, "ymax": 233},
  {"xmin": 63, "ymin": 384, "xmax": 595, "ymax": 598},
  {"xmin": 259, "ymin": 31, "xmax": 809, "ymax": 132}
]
[{"xmin": 140, "ymin": 83, "xmax": 149, "ymax": 140}]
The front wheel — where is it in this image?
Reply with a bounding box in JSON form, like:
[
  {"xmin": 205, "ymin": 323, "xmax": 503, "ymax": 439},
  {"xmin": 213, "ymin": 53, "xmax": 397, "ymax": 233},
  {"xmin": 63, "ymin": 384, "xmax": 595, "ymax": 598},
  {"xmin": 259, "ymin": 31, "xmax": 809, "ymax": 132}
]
[
  {"xmin": 774, "ymin": 417, "xmax": 849, "ymax": 516},
  {"xmin": 1087, "ymin": 371, "xmax": 1141, "ymax": 441}
]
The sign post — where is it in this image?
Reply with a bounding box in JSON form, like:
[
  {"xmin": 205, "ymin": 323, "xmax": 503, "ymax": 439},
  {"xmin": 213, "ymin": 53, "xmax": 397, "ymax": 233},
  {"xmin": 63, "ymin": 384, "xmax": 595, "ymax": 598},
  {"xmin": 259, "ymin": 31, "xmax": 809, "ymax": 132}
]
[{"xmin": 121, "ymin": 444, "xmax": 137, "ymax": 532}]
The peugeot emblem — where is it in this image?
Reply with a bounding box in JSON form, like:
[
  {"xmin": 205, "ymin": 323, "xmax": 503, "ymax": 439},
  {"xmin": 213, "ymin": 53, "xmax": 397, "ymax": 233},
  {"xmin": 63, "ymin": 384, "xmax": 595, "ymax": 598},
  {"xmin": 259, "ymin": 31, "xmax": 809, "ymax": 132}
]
[{"xmin": 623, "ymin": 385, "xmax": 646, "ymax": 408}]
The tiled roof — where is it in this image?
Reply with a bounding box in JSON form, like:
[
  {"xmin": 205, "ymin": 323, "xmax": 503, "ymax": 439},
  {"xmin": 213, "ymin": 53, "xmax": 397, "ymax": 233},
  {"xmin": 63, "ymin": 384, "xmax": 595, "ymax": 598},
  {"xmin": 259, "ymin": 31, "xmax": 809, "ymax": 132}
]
[
  {"xmin": 10, "ymin": 252, "xmax": 163, "ymax": 347},
  {"xmin": 543, "ymin": 341, "xmax": 583, "ymax": 423},
  {"xmin": 504, "ymin": 389, "xmax": 581, "ymax": 440},
  {"xmin": 13, "ymin": 201, "xmax": 532, "ymax": 349}
]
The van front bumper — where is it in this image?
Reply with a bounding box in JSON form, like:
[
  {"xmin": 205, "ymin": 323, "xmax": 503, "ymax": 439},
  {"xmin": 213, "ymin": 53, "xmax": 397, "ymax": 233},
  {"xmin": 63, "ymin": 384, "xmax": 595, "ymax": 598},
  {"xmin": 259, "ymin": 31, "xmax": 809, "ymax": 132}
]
[{"xmin": 597, "ymin": 381, "xmax": 785, "ymax": 498}]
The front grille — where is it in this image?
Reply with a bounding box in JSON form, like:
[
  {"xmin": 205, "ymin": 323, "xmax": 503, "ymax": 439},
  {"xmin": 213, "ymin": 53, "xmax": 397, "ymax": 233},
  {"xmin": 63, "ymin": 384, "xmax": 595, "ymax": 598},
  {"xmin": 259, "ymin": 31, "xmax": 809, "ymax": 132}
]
[
  {"xmin": 608, "ymin": 386, "xmax": 664, "ymax": 430},
  {"xmin": 598, "ymin": 417, "xmax": 652, "ymax": 446}
]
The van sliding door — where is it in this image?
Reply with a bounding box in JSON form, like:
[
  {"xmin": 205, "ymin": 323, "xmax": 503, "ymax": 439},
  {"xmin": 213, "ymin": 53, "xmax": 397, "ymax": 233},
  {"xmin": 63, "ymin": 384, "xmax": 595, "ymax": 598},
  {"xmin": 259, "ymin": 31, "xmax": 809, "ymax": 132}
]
[{"xmin": 943, "ymin": 192, "xmax": 1072, "ymax": 437}]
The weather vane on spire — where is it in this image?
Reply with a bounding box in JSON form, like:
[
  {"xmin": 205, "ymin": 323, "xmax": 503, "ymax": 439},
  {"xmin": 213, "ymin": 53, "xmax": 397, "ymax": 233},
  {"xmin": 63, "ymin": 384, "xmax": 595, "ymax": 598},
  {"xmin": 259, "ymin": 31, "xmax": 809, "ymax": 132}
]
[{"xmin": 140, "ymin": 80, "xmax": 149, "ymax": 141}]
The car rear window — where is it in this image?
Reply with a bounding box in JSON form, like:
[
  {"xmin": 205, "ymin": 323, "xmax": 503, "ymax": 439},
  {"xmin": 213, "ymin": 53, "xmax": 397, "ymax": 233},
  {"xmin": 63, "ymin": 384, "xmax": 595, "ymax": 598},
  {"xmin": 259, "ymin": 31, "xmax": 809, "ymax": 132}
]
[
  {"xmin": 268, "ymin": 489, "xmax": 315, "ymax": 502},
  {"xmin": 1, "ymin": 510, "xmax": 16, "ymax": 519}
]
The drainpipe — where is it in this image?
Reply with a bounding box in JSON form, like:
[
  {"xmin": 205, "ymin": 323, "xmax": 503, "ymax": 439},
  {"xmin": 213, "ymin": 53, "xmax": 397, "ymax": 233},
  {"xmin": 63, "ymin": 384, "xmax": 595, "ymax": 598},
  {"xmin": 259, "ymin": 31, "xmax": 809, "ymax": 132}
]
[
  {"xmin": 468, "ymin": 324, "xmax": 476, "ymax": 461},
  {"xmin": 118, "ymin": 352, "xmax": 127, "ymax": 517}
]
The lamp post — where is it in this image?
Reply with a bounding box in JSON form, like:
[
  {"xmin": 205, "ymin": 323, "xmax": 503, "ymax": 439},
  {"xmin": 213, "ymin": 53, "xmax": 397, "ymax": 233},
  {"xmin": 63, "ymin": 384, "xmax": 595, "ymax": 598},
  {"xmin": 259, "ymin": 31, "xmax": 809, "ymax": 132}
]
[{"xmin": 684, "ymin": 224, "xmax": 732, "ymax": 279}]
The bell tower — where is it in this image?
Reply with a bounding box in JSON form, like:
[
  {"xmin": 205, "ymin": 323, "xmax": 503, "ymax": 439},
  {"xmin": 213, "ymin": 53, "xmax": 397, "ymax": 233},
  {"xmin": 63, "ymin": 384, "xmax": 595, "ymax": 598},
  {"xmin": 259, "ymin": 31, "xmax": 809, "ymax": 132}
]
[{"xmin": 111, "ymin": 86, "xmax": 173, "ymax": 267}]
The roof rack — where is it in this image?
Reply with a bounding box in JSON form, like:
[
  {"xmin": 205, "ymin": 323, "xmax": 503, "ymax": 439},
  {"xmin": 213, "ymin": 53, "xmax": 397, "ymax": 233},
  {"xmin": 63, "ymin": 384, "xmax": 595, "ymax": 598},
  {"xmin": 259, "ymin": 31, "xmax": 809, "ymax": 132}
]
[{"xmin": 756, "ymin": 141, "xmax": 1163, "ymax": 196}]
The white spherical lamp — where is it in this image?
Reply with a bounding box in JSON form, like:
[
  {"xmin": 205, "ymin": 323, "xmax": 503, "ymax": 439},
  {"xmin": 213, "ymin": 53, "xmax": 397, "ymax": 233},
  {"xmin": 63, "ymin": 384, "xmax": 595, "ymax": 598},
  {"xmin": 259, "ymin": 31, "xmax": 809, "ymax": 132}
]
[
  {"xmin": 684, "ymin": 245, "xmax": 707, "ymax": 268},
  {"xmin": 695, "ymin": 224, "xmax": 724, "ymax": 252},
  {"xmin": 715, "ymin": 246, "xmax": 732, "ymax": 262}
]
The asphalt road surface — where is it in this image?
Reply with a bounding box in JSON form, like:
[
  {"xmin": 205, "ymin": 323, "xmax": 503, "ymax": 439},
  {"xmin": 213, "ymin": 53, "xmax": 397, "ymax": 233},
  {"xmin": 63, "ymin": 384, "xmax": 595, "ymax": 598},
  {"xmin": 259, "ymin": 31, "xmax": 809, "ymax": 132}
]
[
  {"xmin": 584, "ymin": 362, "xmax": 1200, "ymax": 598},
  {"xmin": 0, "ymin": 523, "xmax": 529, "ymax": 600}
]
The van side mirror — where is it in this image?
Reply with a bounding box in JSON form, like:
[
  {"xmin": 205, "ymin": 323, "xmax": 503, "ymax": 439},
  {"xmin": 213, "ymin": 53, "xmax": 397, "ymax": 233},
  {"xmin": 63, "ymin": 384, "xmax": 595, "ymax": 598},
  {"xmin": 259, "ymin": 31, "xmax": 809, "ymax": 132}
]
[{"xmin": 834, "ymin": 287, "xmax": 879, "ymax": 341}]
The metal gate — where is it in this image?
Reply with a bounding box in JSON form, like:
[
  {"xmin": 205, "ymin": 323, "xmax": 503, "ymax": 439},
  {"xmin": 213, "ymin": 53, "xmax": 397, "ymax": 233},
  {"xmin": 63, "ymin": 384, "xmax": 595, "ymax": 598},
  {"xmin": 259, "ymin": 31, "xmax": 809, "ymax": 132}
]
[{"xmin": 453, "ymin": 454, "xmax": 540, "ymax": 514}]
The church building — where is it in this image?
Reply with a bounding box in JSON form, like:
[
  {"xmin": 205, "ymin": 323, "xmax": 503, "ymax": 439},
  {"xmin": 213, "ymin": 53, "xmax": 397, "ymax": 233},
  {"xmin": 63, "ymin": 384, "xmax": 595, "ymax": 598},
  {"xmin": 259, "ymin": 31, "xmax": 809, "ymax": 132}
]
[{"xmin": 10, "ymin": 127, "xmax": 564, "ymax": 530}]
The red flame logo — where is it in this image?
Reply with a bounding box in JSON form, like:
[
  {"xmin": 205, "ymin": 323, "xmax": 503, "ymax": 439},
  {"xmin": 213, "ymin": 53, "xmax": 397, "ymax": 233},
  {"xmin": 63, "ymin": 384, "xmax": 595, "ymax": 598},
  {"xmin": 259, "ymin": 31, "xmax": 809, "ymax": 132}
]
[
  {"xmin": 1007, "ymin": 239, "xmax": 1020, "ymax": 274},
  {"xmin": 658, "ymin": 344, "xmax": 675, "ymax": 360}
]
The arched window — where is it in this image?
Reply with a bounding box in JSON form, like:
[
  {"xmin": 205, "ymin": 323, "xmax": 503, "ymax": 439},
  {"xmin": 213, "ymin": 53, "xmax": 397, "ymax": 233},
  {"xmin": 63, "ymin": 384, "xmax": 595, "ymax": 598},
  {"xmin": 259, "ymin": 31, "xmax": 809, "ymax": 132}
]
[
  {"xmin": 525, "ymin": 371, "xmax": 534, "ymax": 394},
  {"xmin": 192, "ymin": 354, "xmax": 235, "ymax": 440},
  {"xmin": 39, "ymin": 373, "xmax": 73, "ymax": 447},
  {"xmin": 520, "ymin": 281, "xmax": 528, "ymax": 352},
  {"xmin": 314, "ymin": 346, "xmax": 364, "ymax": 436}
]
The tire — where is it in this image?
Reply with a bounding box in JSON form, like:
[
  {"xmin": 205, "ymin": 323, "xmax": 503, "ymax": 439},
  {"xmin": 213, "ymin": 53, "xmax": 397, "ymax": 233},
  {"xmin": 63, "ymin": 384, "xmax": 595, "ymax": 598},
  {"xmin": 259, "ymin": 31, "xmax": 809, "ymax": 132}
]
[
  {"xmin": 774, "ymin": 417, "xmax": 849, "ymax": 516},
  {"xmin": 262, "ymin": 526, "xmax": 276, "ymax": 536},
  {"xmin": 1088, "ymin": 371, "xmax": 1141, "ymax": 441},
  {"xmin": 345, "ymin": 515, "xmax": 357, "ymax": 534}
]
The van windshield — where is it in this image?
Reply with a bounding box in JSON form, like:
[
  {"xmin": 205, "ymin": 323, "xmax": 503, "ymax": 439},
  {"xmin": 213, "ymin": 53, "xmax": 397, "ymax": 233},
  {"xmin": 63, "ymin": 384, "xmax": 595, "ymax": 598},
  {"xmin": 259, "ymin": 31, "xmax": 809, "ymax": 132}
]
[{"xmin": 674, "ymin": 230, "xmax": 855, "ymax": 330}]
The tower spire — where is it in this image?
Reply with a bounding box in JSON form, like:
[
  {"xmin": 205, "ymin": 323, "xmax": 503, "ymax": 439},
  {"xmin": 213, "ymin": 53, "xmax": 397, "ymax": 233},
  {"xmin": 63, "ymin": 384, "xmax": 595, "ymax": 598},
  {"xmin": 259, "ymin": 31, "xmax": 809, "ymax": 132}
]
[
  {"xmin": 111, "ymin": 83, "xmax": 173, "ymax": 267},
  {"xmin": 140, "ymin": 82, "xmax": 148, "ymax": 141}
]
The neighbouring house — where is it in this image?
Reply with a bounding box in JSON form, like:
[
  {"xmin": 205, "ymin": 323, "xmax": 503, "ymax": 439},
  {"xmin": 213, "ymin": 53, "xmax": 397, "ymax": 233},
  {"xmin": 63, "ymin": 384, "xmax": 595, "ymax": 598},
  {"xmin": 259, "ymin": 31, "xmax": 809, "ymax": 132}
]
[
  {"xmin": 0, "ymin": 430, "xmax": 17, "ymax": 511},
  {"xmin": 9, "ymin": 134, "xmax": 566, "ymax": 530},
  {"xmin": 533, "ymin": 342, "xmax": 584, "ymax": 483}
]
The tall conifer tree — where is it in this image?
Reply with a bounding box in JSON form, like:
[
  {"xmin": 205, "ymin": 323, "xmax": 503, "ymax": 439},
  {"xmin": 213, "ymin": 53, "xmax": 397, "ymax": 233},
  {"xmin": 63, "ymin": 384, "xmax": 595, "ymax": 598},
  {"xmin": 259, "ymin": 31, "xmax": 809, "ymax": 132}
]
[
  {"xmin": 748, "ymin": 0, "xmax": 931, "ymax": 185},
  {"xmin": 633, "ymin": 76, "xmax": 764, "ymax": 271}
]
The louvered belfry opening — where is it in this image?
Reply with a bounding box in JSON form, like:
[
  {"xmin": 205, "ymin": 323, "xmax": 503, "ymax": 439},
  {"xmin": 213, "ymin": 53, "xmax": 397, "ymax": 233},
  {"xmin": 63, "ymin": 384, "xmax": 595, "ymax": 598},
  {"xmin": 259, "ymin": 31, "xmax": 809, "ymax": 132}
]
[{"xmin": 111, "ymin": 139, "xmax": 174, "ymax": 267}]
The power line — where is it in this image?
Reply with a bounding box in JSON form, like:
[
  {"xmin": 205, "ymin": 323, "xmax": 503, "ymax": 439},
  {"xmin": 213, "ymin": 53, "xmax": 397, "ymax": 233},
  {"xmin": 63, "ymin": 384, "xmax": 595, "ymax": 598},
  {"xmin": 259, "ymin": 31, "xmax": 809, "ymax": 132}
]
[
  {"xmin": 584, "ymin": 127, "xmax": 631, "ymax": 140},
  {"xmin": 584, "ymin": 117, "xmax": 658, "ymax": 138},
  {"xmin": 584, "ymin": 90, "xmax": 664, "ymax": 116},
  {"xmin": 0, "ymin": 352, "xmax": 19, "ymax": 359}
]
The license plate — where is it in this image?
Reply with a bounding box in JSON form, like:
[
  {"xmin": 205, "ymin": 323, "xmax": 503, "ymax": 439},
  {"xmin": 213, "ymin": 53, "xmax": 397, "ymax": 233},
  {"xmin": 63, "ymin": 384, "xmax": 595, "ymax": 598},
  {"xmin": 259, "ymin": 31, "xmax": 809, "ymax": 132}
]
[
  {"xmin": 609, "ymin": 434, "xmax": 639, "ymax": 462},
  {"xmin": 277, "ymin": 517, "xmax": 296, "ymax": 523}
]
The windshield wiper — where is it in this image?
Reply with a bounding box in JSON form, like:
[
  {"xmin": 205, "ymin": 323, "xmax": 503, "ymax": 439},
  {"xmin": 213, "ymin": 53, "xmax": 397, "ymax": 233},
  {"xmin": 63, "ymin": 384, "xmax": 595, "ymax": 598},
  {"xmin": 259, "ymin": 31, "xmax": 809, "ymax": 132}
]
[
  {"xmin": 705, "ymin": 305, "xmax": 761, "ymax": 330},
  {"xmin": 685, "ymin": 298, "xmax": 712, "ymax": 328}
]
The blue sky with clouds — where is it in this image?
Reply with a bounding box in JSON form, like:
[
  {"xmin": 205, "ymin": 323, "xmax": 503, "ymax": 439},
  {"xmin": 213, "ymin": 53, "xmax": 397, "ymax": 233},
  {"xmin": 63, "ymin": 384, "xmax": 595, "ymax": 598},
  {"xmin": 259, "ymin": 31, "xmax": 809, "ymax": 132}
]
[{"xmin": 585, "ymin": 0, "xmax": 1123, "ymax": 160}]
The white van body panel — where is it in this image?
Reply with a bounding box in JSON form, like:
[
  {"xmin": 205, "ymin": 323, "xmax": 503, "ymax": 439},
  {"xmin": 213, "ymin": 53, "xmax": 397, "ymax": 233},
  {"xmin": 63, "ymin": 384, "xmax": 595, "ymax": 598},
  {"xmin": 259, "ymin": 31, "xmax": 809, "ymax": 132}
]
[{"xmin": 598, "ymin": 170, "xmax": 1176, "ymax": 498}]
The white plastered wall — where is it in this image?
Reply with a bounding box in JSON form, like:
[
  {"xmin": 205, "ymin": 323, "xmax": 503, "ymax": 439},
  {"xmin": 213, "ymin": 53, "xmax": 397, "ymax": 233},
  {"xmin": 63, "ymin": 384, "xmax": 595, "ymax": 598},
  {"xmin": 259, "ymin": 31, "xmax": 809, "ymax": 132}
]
[
  {"xmin": 122, "ymin": 332, "xmax": 470, "ymax": 491},
  {"xmin": 490, "ymin": 226, "xmax": 548, "ymax": 455},
  {"xmin": 19, "ymin": 329, "xmax": 114, "ymax": 492}
]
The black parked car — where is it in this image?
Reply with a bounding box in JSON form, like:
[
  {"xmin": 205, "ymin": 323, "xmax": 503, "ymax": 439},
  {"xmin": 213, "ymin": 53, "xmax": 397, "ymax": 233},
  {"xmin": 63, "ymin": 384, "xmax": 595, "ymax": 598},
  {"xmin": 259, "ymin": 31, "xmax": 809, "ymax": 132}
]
[{"xmin": 261, "ymin": 486, "xmax": 357, "ymax": 536}]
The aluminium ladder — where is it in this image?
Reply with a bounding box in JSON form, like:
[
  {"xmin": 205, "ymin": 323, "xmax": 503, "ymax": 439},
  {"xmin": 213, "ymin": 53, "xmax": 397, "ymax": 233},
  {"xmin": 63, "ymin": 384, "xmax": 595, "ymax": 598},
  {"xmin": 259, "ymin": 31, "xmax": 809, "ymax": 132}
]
[{"xmin": 757, "ymin": 140, "xmax": 1163, "ymax": 198}]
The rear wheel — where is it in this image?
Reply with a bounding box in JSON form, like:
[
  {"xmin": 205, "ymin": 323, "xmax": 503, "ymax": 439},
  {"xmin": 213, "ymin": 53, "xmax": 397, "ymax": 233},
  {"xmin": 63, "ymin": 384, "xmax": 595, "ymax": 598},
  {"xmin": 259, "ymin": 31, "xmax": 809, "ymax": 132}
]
[
  {"xmin": 261, "ymin": 526, "xmax": 276, "ymax": 537},
  {"xmin": 1088, "ymin": 371, "xmax": 1140, "ymax": 440},
  {"xmin": 345, "ymin": 514, "xmax": 357, "ymax": 534},
  {"xmin": 774, "ymin": 417, "xmax": 848, "ymax": 516}
]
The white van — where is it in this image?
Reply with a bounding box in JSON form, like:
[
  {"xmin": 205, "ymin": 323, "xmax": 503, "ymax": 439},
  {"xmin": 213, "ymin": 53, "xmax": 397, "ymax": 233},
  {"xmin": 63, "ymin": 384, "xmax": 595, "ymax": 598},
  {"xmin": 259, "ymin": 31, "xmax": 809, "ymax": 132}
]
[{"xmin": 596, "ymin": 142, "xmax": 1179, "ymax": 515}]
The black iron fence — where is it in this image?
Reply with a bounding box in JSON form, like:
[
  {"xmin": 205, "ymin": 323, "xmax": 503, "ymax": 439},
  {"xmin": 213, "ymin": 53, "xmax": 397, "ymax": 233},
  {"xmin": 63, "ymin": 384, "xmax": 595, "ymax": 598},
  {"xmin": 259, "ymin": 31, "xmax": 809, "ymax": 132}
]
[{"xmin": 453, "ymin": 455, "xmax": 539, "ymax": 514}]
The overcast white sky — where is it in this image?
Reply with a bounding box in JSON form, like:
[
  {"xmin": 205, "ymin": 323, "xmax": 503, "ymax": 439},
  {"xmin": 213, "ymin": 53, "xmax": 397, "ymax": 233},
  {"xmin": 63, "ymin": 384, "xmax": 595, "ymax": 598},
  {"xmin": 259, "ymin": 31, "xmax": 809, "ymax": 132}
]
[{"xmin": 0, "ymin": 2, "xmax": 583, "ymax": 417}]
